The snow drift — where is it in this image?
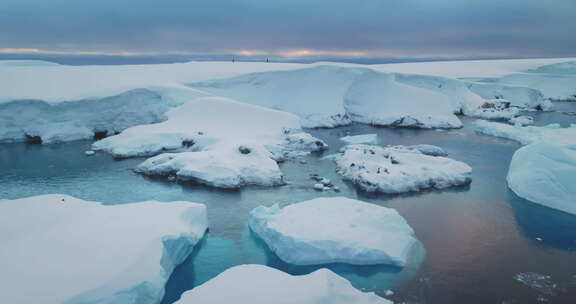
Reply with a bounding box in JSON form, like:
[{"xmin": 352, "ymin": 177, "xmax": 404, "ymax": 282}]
[{"xmin": 0, "ymin": 194, "xmax": 208, "ymax": 304}]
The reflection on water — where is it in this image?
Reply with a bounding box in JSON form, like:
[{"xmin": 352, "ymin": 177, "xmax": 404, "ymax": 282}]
[
  {"xmin": 507, "ymin": 190, "xmax": 576, "ymax": 251},
  {"xmin": 1, "ymin": 102, "xmax": 575, "ymax": 304}
]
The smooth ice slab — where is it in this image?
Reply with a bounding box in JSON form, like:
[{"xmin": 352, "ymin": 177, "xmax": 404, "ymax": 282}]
[
  {"xmin": 335, "ymin": 144, "xmax": 471, "ymax": 193},
  {"xmin": 0, "ymin": 195, "xmax": 208, "ymax": 304},
  {"xmin": 175, "ymin": 264, "xmax": 390, "ymax": 304},
  {"xmin": 249, "ymin": 197, "xmax": 421, "ymax": 266},
  {"xmin": 507, "ymin": 142, "xmax": 576, "ymax": 215}
]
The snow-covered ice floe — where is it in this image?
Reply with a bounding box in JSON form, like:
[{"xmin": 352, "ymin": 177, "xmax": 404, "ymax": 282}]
[
  {"xmin": 473, "ymin": 120, "xmax": 576, "ymax": 146},
  {"xmin": 0, "ymin": 194, "xmax": 208, "ymax": 304},
  {"xmin": 334, "ymin": 144, "xmax": 471, "ymax": 193},
  {"xmin": 249, "ymin": 197, "xmax": 421, "ymax": 266},
  {"xmin": 94, "ymin": 96, "xmax": 326, "ymax": 187},
  {"xmin": 341, "ymin": 133, "xmax": 378, "ymax": 145},
  {"xmin": 507, "ymin": 142, "xmax": 576, "ymax": 215},
  {"xmin": 135, "ymin": 143, "xmax": 284, "ymax": 189},
  {"xmin": 175, "ymin": 264, "xmax": 390, "ymax": 304}
]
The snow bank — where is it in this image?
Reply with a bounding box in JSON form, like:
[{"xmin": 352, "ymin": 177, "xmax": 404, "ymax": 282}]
[
  {"xmin": 92, "ymin": 96, "xmax": 305, "ymax": 158},
  {"xmin": 344, "ymin": 71, "xmax": 462, "ymax": 128},
  {"xmin": 370, "ymin": 58, "xmax": 576, "ymax": 78},
  {"xmin": 507, "ymin": 142, "xmax": 576, "ymax": 215},
  {"xmin": 341, "ymin": 134, "xmax": 378, "ymax": 145},
  {"xmin": 0, "ymin": 194, "xmax": 208, "ymax": 304},
  {"xmin": 135, "ymin": 143, "xmax": 284, "ymax": 189},
  {"xmin": 498, "ymin": 73, "xmax": 576, "ymax": 101},
  {"xmin": 249, "ymin": 197, "xmax": 419, "ymax": 266},
  {"xmin": 0, "ymin": 89, "xmax": 168, "ymax": 144},
  {"xmin": 335, "ymin": 144, "xmax": 471, "ymax": 193},
  {"xmin": 175, "ymin": 264, "xmax": 390, "ymax": 304},
  {"xmin": 188, "ymin": 66, "xmax": 362, "ymax": 128},
  {"xmin": 473, "ymin": 120, "xmax": 576, "ymax": 146},
  {"xmin": 395, "ymin": 73, "xmax": 547, "ymax": 117}
]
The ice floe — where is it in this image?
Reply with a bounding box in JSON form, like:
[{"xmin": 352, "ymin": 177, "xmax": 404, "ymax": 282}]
[
  {"xmin": 135, "ymin": 143, "xmax": 284, "ymax": 189},
  {"xmin": 175, "ymin": 264, "xmax": 390, "ymax": 304},
  {"xmin": 0, "ymin": 194, "xmax": 207, "ymax": 304},
  {"xmin": 334, "ymin": 144, "xmax": 471, "ymax": 193},
  {"xmin": 249, "ymin": 197, "xmax": 421, "ymax": 266},
  {"xmin": 507, "ymin": 142, "xmax": 576, "ymax": 215},
  {"xmin": 92, "ymin": 96, "xmax": 313, "ymax": 158}
]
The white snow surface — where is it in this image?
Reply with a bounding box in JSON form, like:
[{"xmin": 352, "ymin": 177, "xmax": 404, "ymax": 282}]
[
  {"xmin": 335, "ymin": 144, "xmax": 471, "ymax": 193},
  {"xmin": 344, "ymin": 71, "xmax": 462, "ymax": 128},
  {"xmin": 175, "ymin": 264, "xmax": 390, "ymax": 304},
  {"xmin": 0, "ymin": 89, "xmax": 169, "ymax": 144},
  {"xmin": 0, "ymin": 58, "xmax": 573, "ymax": 143},
  {"xmin": 473, "ymin": 120, "xmax": 576, "ymax": 146},
  {"xmin": 507, "ymin": 142, "xmax": 576, "ymax": 215},
  {"xmin": 92, "ymin": 96, "xmax": 306, "ymax": 158},
  {"xmin": 249, "ymin": 197, "xmax": 420, "ymax": 266},
  {"xmin": 0, "ymin": 194, "xmax": 208, "ymax": 304},
  {"xmin": 135, "ymin": 143, "xmax": 284, "ymax": 188},
  {"xmin": 341, "ymin": 134, "xmax": 379, "ymax": 145}
]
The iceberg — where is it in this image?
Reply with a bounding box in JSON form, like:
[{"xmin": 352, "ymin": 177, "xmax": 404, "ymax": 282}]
[
  {"xmin": 335, "ymin": 144, "xmax": 471, "ymax": 193},
  {"xmin": 507, "ymin": 142, "xmax": 576, "ymax": 215},
  {"xmin": 249, "ymin": 197, "xmax": 421, "ymax": 266},
  {"xmin": 0, "ymin": 194, "xmax": 208, "ymax": 304},
  {"xmin": 175, "ymin": 264, "xmax": 390, "ymax": 304}
]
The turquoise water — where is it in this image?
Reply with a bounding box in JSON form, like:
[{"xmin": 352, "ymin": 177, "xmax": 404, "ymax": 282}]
[{"xmin": 1, "ymin": 104, "xmax": 575, "ymax": 303}]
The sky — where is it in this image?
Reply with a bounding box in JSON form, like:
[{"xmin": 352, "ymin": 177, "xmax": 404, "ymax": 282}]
[{"xmin": 1, "ymin": 0, "xmax": 575, "ymax": 61}]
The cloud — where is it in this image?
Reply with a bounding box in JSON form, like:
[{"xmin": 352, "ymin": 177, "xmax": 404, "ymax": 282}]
[{"xmin": 0, "ymin": 0, "xmax": 575, "ymax": 58}]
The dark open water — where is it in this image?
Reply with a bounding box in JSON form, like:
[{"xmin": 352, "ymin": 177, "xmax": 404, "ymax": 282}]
[{"xmin": 1, "ymin": 103, "xmax": 575, "ymax": 304}]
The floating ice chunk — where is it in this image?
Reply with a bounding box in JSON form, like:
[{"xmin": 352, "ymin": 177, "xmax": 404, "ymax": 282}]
[
  {"xmin": 507, "ymin": 141, "xmax": 576, "ymax": 215},
  {"xmin": 175, "ymin": 264, "xmax": 390, "ymax": 304},
  {"xmin": 341, "ymin": 134, "xmax": 378, "ymax": 145},
  {"xmin": 135, "ymin": 143, "xmax": 284, "ymax": 189},
  {"xmin": 0, "ymin": 194, "xmax": 208, "ymax": 304},
  {"xmin": 335, "ymin": 144, "xmax": 471, "ymax": 193},
  {"xmin": 473, "ymin": 120, "xmax": 576, "ymax": 145},
  {"xmin": 84, "ymin": 150, "xmax": 95, "ymax": 156},
  {"xmin": 509, "ymin": 115, "xmax": 534, "ymax": 126},
  {"xmin": 249, "ymin": 197, "xmax": 421, "ymax": 266}
]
